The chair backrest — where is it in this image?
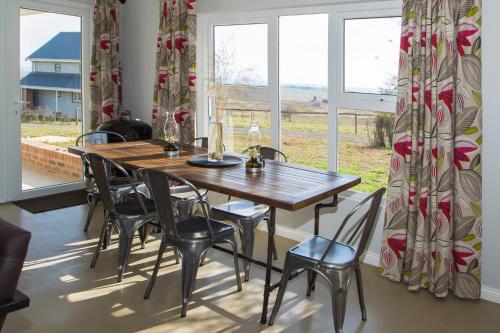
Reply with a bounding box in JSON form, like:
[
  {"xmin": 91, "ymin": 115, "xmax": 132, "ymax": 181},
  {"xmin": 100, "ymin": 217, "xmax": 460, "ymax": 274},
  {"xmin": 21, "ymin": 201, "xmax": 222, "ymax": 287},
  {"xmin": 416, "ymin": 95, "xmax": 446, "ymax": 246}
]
[
  {"xmin": 318, "ymin": 188, "xmax": 386, "ymax": 265},
  {"xmin": 82, "ymin": 153, "xmax": 148, "ymax": 216},
  {"xmin": 192, "ymin": 137, "xmax": 208, "ymax": 149},
  {"xmin": 260, "ymin": 146, "xmax": 288, "ymax": 162},
  {"xmin": 140, "ymin": 168, "xmax": 214, "ymax": 240},
  {"xmin": 76, "ymin": 131, "xmax": 126, "ymax": 147},
  {"xmin": 77, "ymin": 132, "xmax": 126, "ymax": 179}
]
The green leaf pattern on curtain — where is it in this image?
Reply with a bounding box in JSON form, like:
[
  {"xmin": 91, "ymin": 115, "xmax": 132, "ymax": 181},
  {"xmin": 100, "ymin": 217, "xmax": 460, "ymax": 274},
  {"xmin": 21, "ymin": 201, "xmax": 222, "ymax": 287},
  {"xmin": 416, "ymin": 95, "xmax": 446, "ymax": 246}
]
[
  {"xmin": 379, "ymin": 0, "xmax": 482, "ymax": 299},
  {"xmin": 90, "ymin": 0, "xmax": 121, "ymax": 129},
  {"xmin": 152, "ymin": 0, "xmax": 197, "ymax": 143}
]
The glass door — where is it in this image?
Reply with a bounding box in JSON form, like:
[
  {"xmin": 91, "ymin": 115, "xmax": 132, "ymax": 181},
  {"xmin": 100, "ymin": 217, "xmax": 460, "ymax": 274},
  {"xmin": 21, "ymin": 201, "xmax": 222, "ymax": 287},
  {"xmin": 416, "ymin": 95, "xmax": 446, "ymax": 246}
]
[{"xmin": 3, "ymin": 0, "xmax": 90, "ymax": 201}]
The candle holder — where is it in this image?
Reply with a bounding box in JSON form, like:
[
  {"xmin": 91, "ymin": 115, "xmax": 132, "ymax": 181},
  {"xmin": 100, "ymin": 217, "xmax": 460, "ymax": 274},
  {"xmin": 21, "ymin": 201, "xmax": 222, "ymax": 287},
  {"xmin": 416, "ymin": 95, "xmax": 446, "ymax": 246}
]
[{"xmin": 245, "ymin": 146, "xmax": 265, "ymax": 173}]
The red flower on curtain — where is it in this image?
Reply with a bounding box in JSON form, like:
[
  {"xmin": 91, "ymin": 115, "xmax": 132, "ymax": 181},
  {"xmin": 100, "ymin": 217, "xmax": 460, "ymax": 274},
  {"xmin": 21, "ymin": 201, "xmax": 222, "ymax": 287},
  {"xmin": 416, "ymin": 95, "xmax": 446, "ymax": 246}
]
[
  {"xmin": 387, "ymin": 235, "xmax": 407, "ymax": 260},
  {"xmin": 400, "ymin": 30, "xmax": 413, "ymax": 52},
  {"xmin": 457, "ymin": 24, "xmax": 478, "ymax": 56},
  {"xmin": 452, "ymin": 246, "xmax": 475, "ymax": 271}
]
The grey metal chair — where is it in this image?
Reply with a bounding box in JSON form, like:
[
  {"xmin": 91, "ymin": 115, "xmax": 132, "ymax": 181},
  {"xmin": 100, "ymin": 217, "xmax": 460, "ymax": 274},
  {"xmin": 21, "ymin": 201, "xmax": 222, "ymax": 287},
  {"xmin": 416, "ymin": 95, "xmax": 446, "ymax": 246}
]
[
  {"xmin": 209, "ymin": 146, "xmax": 285, "ymax": 281},
  {"xmin": 83, "ymin": 153, "xmax": 158, "ymax": 282},
  {"xmin": 77, "ymin": 131, "xmax": 129, "ymax": 232},
  {"xmin": 268, "ymin": 188, "xmax": 386, "ymax": 333},
  {"xmin": 141, "ymin": 168, "xmax": 242, "ymax": 317}
]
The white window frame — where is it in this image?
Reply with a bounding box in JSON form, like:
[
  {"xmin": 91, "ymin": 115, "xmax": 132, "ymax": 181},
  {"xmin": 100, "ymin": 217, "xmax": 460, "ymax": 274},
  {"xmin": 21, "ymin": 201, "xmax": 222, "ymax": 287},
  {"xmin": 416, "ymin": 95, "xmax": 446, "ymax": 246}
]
[{"xmin": 197, "ymin": 1, "xmax": 401, "ymax": 192}]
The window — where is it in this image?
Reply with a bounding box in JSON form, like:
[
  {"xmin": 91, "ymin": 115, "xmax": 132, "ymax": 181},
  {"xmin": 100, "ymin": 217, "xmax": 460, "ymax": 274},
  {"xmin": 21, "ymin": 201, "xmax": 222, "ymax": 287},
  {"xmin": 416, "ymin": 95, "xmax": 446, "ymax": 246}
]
[
  {"xmin": 201, "ymin": 3, "xmax": 401, "ymax": 192},
  {"xmin": 280, "ymin": 14, "xmax": 329, "ymax": 169},
  {"xmin": 212, "ymin": 23, "xmax": 271, "ymax": 153},
  {"xmin": 54, "ymin": 63, "xmax": 62, "ymax": 72},
  {"xmin": 72, "ymin": 92, "xmax": 82, "ymax": 102},
  {"xmin": 338, "ymin": 109, "xmax": 394, "ymax": 193},
  {"xmin": 344, "ymin": 17, "xmax": 401, "ymax": 95}
]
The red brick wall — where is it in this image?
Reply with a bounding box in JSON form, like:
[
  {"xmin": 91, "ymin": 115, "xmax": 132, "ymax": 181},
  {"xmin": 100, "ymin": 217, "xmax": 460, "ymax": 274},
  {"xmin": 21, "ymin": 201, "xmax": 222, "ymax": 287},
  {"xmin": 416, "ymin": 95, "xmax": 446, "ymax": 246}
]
[{"xmin": 21, "ymin": 139, "xmax": 82, "ymax": 181}]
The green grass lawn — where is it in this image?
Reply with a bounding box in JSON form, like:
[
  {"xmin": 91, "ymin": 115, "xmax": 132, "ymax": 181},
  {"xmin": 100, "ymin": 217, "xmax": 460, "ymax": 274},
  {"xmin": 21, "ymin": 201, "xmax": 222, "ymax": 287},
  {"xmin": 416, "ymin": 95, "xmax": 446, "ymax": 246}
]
[{"xmin": 21, "ymin": 115, "xmax": 392, "ymax": 193}]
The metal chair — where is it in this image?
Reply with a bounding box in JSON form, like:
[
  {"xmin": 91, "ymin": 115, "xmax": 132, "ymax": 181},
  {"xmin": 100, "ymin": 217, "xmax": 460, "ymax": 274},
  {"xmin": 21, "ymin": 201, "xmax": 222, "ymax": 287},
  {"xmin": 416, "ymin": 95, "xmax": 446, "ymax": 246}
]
[
  {"xmin": 209, "ymin": 146, "xmax": 285, "ymax": 281},
  {"xmin": 77, "ymin": 131, "xmax": 129, "ymax": 232},
  {"xmin": 268, "ymin": 188, "xmax": 386, "ymax": 332},
  {"xmin": 192, "ymin": 137, "xmax": 208, "ymax": 148},
  {"xmin": 141, "ymin": 168, "xmax": 242, "ymax": 317},
  {"xmin": 83, "ymin": 153, "xmax": 158, "ymax": 282}
]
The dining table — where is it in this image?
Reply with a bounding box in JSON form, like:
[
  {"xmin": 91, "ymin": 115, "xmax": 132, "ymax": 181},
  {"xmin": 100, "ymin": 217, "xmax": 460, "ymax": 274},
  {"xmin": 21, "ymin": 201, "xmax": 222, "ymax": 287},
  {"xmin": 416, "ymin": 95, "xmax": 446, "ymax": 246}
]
[{"xmin": 68, "ymin": 139, "xmax": 361, "ymax": 323}]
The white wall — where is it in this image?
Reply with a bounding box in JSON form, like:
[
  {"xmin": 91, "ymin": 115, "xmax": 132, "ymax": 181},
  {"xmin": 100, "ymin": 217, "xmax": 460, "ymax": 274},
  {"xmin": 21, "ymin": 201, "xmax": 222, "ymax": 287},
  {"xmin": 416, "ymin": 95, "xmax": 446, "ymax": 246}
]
[
  {"xmin": 34, "ymin": 61, "xmax": 80, "ymax": 74},
  {"xmin": 120, "ymin": 0, "xmax": 159, "ymax": 123},
  {"xmin": 119, "ymin": 0, "xmax": 500, "ymax": 302},
  {"xmin": 480, "ymin": 0, "xmax": 500, "ymax": 301}
]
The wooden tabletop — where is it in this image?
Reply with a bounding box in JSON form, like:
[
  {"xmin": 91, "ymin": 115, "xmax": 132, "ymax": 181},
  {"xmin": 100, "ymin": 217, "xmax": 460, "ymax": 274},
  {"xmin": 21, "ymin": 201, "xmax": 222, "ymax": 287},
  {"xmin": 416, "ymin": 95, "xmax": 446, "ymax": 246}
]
[{"xmin": 68, "ymin": 139, "xmax": 360, "ymax": 211}]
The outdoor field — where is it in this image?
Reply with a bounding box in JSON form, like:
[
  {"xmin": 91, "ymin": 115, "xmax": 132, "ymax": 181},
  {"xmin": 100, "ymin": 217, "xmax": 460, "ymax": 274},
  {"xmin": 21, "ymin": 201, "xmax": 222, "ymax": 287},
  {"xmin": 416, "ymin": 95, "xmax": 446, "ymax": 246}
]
[{"xmin": 21, "ymin": 86, "xmax": 393, "ymax": 193}]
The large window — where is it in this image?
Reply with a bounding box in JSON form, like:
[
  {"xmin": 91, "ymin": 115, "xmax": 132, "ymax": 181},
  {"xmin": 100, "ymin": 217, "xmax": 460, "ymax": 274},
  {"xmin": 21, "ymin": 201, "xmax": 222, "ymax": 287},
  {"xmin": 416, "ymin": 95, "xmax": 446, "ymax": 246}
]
[
  {"xmin": 280, "ymin": 14, "xmax": 329, "ymax": 169},
  {"xmin": 212, "ymin": 23, "xmax": 271, "ymax": 152},
  {"xmin": 201, "ymin": 4, "xmax": 401, "ymax": 192},
  {"xmin": 344, "ymin": 17, "xmax": 401, "ymax": 95}
]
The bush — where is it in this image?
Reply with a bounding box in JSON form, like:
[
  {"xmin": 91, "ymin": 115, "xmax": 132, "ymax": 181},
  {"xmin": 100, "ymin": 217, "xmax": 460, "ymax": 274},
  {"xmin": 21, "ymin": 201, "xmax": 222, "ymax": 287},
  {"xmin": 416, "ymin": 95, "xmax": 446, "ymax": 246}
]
[{"xmin": 369, "ymin": 113, "xmax": 394, "ymax": 148}]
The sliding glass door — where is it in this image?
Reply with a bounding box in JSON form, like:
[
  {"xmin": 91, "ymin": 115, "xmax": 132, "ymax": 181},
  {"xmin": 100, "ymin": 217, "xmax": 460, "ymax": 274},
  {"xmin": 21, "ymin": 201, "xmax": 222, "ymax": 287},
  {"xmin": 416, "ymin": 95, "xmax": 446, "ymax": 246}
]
[{"xmin": 2, "ymin": 0, "xmax": 91, "ymax": 201}]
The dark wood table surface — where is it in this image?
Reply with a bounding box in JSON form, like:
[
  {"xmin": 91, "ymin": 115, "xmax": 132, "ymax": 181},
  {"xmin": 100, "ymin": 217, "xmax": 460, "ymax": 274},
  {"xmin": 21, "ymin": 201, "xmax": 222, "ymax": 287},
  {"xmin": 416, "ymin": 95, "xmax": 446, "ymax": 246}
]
[
  {"xmin": 68, "ymin": 139, "xmax": 361, "ymax": 323},
  {"xmin": 68, "ymin": 139, "xmax": 360, "ymax": 211}
]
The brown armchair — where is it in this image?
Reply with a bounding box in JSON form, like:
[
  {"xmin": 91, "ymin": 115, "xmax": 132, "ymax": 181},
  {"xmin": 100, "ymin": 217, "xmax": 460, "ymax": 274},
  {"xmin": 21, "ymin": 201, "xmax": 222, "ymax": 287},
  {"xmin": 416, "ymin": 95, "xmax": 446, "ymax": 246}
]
[{"xmin": 0, "ymin": 218, "xmax": 31, "ymax": 331}]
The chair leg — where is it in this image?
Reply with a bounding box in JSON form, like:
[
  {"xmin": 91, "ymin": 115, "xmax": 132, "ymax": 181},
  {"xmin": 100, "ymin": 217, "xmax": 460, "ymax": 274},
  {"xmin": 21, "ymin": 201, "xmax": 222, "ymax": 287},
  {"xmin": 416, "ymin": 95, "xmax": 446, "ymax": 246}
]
[
  {"xmin": 144, "ymin": 237, "xmax": 169, "ymax": 299},
  {"xmin": 116, "ymin": 232, "xmax": 134, "ymax": 282},
  {"xmin": 173, "ymin": 248, "xmax": 180, "ymax": 264},
  {"xmin": 180, "ymin": 254, "xmax": 201, "ymax": 317},
  {"xmin": 90, "ymin": 216, "xmax": 109, "ymax": 268},
  {"xmin": 238, "ymin": 220, "xmax": 259, "ymax": 282},
  {"xmin": 224, "ymin": 236, "xmax": 242, "ymax": 291},
  {"xmin": 139, "ymin": 223, "xmax": 150, "ymax": 249},
  {"xmin": 103, "ymin": 219, "xmax": 113, "ymax": 250},
  {"xmin": 328, "ymin": 269, "xmax": 352, "ymax": 333},
  {"xmin": 268, "ymin": 256, "xmax": 295, "ymax": 326},
  {"xmin": 199, "ymin": 250, "xmax": 208, "ymax": 266},
  {"xmin": 84, "ymin": 193, "xmax": 98, "ymax": 232},
  {"xmin": 355, "ymin": 265, "xmax": 367, "ymax": 321}
]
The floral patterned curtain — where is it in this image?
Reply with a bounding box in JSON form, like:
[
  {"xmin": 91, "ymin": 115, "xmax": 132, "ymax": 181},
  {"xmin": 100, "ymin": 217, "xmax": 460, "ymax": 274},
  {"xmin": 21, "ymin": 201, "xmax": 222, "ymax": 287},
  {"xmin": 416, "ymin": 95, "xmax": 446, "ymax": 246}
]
[
  {"xmin": 380, "ymin": 0, "xmax": 482, "ymax": 299},
  {"xmin": 152, "ymin": 0, "xmax": 197, "ymax": 142},
  {"xmin": 90, "ymin": 0, "xmax": 121, "ymax": 129}
]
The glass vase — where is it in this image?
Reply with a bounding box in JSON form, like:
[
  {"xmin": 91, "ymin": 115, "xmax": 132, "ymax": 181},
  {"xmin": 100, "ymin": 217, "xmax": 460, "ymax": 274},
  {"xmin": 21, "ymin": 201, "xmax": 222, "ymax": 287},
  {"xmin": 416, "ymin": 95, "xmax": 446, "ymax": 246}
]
[
  {"xmin": 163, "ymin": 111, "xmax": 180, "ymax": 156},
  {"xmin": 208, "ymin": 115, "xmax": 224, "ymax": 162}
]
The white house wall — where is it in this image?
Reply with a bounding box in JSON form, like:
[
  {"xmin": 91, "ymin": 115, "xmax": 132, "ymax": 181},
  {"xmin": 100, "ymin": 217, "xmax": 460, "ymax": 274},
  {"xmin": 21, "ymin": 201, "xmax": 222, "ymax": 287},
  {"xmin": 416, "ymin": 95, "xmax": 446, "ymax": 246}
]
[{"xmin": 34, "ymin": 61, "xmax": 80, "ymax": 74}]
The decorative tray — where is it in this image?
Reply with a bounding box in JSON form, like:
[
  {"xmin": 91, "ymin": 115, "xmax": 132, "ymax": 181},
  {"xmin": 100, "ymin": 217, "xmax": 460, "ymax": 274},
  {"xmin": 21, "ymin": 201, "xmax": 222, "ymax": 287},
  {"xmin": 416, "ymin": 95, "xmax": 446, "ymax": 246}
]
[{"xmin": 187, "ymin": 155, "xmax": 243, "ymax": 168}]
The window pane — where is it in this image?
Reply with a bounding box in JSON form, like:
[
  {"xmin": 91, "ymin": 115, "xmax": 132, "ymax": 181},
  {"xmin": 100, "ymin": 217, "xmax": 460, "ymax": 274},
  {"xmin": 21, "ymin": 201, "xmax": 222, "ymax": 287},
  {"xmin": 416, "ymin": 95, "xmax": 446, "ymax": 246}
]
[
  {"xmin": 214, "ymin": 24, "xmax": 268, "ymax": 86},
  {"xmin": 344, "ymin": 17, "xmax": 401, "ymax": 95},
  {"xmin": 338, "ymin": 109, "xmax": 394, "ymax": 192},
  {"xmin": 209, "ymin": 91, "xmax": 271, "ymax": 154},
  {"xmin": 279, "ymin": 14, "xmax": 328, "ymax": 169}
]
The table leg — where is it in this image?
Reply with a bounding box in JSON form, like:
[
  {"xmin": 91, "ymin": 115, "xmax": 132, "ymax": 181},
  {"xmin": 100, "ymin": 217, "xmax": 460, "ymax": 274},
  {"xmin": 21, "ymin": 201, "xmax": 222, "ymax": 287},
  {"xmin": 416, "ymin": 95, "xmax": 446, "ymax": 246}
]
[{"xmin": 260, "ymin": 206, "xmax": 276, "ymax": 324}]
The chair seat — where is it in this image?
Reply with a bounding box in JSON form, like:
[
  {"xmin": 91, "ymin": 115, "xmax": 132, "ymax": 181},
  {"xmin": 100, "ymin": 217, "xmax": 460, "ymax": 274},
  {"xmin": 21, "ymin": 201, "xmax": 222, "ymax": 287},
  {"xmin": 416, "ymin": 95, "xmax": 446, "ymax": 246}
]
[
  {"xmin": 170, "ymin": 185, "xmax": 207, "ymax": 201},
  {"xmin": 176, "ymin": 216, "xmax": 234, "ymax": 240},
  {"xmin": 289, "ymin": 236, "xmax": 356, "ymax": 267},
  {"xmin": 211, "ymin": 200, "xmax": 269, "ymax": 220},
  {"xmin": 114, "ymin": 197, "xmax": 157, "ymax": 216}
]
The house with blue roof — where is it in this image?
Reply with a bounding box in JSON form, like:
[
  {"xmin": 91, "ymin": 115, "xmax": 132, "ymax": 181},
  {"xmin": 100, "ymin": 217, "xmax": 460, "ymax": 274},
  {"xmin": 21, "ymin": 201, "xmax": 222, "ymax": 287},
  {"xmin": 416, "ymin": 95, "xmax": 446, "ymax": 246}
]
[{"xmin": 20, "ymin": 31, "xmax": 81, "ymax": 120}]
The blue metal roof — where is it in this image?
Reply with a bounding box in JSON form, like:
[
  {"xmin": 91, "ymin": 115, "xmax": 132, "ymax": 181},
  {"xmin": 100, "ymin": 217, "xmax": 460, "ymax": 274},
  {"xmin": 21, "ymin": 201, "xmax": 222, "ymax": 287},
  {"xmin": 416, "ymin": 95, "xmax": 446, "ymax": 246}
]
[
  {"xmin": 20, "ymin": 72, "xmax": 81, "ymax": 91},
  {"xmin": 27, "ymin": 32, "xmax": 81, "ymax": 61}
]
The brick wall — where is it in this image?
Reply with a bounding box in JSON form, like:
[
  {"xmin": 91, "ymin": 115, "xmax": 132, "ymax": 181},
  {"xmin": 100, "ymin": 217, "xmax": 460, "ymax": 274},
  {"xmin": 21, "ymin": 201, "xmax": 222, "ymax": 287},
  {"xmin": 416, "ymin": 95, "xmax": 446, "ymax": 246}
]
[{"xmin": 21, "ymin": 138, "xmax": 82, "ymax": 181}]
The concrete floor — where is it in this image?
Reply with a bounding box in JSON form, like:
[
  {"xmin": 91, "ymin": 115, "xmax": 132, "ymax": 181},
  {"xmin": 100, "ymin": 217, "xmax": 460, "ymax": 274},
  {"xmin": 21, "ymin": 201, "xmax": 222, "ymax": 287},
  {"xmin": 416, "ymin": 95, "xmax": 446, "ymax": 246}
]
[
  {"xmin": 1, "ymin": 202, "xmax": 500, "ymax": 333},
  {"xmin": 22, "ymin": 165, "xmax": 78, "ymax": 190}
]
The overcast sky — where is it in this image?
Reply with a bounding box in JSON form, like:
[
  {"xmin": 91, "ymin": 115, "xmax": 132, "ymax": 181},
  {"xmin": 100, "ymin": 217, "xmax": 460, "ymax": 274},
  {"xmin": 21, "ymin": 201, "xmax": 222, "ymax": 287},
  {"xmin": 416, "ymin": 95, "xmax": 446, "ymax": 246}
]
[
  {"xmin": 21, "ymin": 11, "xmax": 400, "ymax": 93},
  {"xmin": 215, "ymin": 14, "xmax": 401, "ymax": 92}
]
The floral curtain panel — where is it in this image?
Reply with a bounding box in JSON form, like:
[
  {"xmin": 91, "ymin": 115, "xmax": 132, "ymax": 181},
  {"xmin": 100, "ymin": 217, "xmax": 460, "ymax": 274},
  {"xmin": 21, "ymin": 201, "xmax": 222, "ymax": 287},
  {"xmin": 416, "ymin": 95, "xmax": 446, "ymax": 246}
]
[
  {"xmin": 152, "ymin": 0, "xmax": 197, "ymax": 142},
  {"xmin": 380, "ymin": 0, "xmax": 482, "ymax": 299},
  {"xmin": 90, "ymin": 0, "xmax": 121, "ymax": 129}
]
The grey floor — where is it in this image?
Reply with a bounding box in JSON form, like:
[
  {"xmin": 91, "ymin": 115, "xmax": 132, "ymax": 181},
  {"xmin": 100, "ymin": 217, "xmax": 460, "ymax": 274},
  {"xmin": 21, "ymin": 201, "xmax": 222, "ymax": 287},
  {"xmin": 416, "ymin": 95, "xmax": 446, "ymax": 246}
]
[{"xmin": 1, "ymin": 202, "xmax": 500, "ymax": 333}]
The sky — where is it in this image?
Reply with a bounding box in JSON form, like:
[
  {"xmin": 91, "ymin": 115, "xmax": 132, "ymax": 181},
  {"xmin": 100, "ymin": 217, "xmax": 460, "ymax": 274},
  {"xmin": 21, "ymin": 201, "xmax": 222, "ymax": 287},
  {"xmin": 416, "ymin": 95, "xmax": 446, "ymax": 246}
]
[
  {"xmin": 214, "ymin": 15, "xmax": 401, "ymax": 93},
  {"xmin": 20, "ymin": 10, "xmax": 81, "ymax": 74}
]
